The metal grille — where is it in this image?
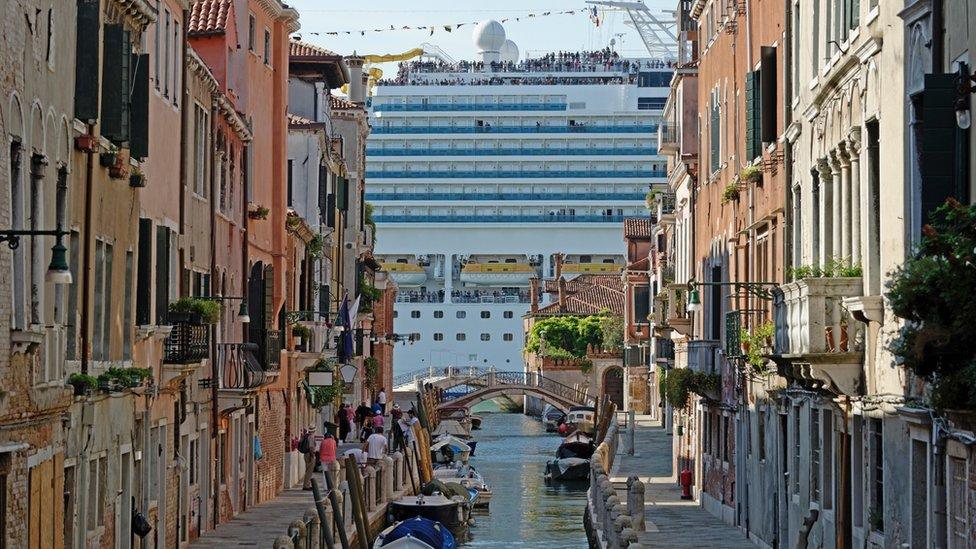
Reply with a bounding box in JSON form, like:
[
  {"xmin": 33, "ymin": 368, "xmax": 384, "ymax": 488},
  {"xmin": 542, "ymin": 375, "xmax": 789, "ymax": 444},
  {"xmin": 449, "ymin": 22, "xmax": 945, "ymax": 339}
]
[{"xmin": 725, "ymin": 311, "xmax": 741, "ymax": 357}]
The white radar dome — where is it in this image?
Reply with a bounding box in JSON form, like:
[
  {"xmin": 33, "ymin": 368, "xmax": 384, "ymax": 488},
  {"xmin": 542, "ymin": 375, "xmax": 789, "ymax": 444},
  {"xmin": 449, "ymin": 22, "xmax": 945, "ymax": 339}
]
[
  {"xmin": 500, "ymin": 40, "xmax": 520, "ymax": 63},
  {"xmin": 473, "ymin": 20, "xmax": 506, "ymax": 54}
]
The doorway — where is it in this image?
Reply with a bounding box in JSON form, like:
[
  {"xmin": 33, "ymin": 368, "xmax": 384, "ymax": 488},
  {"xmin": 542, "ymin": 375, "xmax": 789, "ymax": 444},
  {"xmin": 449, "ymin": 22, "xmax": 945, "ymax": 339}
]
[{"xmin": 602, "ymin": 367, "xmax": 624, "ymax": 409}]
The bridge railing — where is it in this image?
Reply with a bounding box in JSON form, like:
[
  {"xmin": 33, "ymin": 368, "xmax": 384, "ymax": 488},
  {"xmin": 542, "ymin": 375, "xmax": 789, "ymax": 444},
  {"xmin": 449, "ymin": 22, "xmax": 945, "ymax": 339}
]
[
  {"xmin": 437, "ymin": 370, "xmax": 594, "ymax": 407},
  {"xmin": 391, "ymin": 365, "xmax": 493, "ymax": 389}
]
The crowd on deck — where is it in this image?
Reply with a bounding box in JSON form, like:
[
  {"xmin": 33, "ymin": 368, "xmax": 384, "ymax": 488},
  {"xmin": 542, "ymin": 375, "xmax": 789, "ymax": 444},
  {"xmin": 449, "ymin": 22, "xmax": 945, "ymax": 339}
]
[
  {"xmin": 377, "ymin": 49, "xmax": 676, "ymax": 87},
  {"xmin": 395, "ymin": 289, "xmax": 532, "ymax": 303}
]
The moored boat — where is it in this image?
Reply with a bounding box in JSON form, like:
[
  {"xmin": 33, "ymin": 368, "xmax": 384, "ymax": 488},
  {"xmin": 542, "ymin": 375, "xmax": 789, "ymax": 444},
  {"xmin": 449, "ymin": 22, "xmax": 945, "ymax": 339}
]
[
  {"xmin": 430, "ymin": 436, "xmax": 471, "ymax": 464},
  {"xmin": 564, "ymin": 405, "xmax": 596, "ymax": 435},
  {"xmin": 432, "ymin": 465, "xmax": 492, "ymax": 508},
  {"xmin": 373, "ymin": 516, "xmax": 457, "ymax": 549},
  {"xmin": 389, "ymin": 493, "xmax": 470, "ymax": 535},
  {"xmin": 543, "ymin": 405, "xmax": 566, "ymax": 433},
  {"xmin": 544, "ymin": 430, "xmax": 596, "ymax": 482},
  {"xmin": 470, "ymin": 415, "xmax": 483, "ymax": 430}
]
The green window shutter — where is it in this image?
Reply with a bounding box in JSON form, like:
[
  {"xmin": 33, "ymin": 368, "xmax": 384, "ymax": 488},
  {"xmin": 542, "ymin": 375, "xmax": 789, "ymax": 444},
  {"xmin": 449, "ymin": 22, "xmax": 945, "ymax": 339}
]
[
  {"xmin": 100, "ymin": 24, "xmax": 131, "ymax": 143},
  {"xmin": 130, "ymin": 54, "xmax": 150, "ymax": 159},
  {"xmin": 760, "ymin": 46, "xmax": 778, "ymax": 143},
  {"xmin": 337, "ymin": 177, "xmax": 349, "ymax": 211},
  {"xmin": 920, "ymin": 73, "xmax": 965, "ymax": 226},
  {"xmin": 74, "ymin": 0, "xmax": 101, "ymax": 122},
  {"xmin": 710, "ymin": 98, "xmax": 720, "ymax": 173},
  {"xmin": 745, "ymin": 71, "xmax": 756, "ymax": 162}
]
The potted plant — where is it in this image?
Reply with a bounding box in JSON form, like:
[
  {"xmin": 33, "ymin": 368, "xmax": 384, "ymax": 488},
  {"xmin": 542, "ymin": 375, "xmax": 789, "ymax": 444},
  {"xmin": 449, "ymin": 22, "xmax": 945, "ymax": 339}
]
[
  {"xmin": 740, "ymin": 165, "xmax": 763, "ymax": 183},
  {"xmin": 168, "ymin": 297, "xmax": 222, "ymax": 325},
  {"xmin": 249, "ymin": 205, "xmax": 270, "ymax": 220},
  {"xmin": 99, "ymin": 144, "xmax": 118, "ymax": 167},
  {"xmin": 129, "ymin": 165, "xmax": 146, "ymax": 187},
  {"xmin": 67, "ymin": 373, "xmax": 97, "ymax": 396},
  {"xmin": 721, "ymin": 182, "xmax": 740, "ymax": 204},
  {"xmin": 108, "ymin": 148, "xmax": 131, "ymax": 179},
  {"xmin": 645, "ymin": 190, "xmax": 657, "ymax": 209},
  {"xmin": 292, "ymin": 323, "xmax": 313, "ymax": 351}
]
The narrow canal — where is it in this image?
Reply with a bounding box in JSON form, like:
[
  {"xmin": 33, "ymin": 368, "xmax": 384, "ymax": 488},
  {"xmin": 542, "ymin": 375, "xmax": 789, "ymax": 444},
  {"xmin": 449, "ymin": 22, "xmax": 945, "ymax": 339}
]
[{"xmin": 460, "ymin": 408, "xmax": 589, "ymax": 548}]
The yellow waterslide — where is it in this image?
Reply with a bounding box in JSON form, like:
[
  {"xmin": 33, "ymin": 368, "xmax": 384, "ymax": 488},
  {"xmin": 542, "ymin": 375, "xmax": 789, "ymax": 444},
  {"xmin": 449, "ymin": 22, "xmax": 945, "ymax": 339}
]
[{"xmin": 341, "ymin": 47, "xmax": 426, "ymax": 96}]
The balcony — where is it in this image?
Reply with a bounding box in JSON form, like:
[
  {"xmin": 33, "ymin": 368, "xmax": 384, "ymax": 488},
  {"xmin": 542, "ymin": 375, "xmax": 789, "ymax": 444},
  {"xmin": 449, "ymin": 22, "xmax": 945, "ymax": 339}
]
[
  {"xmin": 374, "ymin": 214, "xmax": 627, "ymax": 224},
  {"xmin": 216, "ymin": 343, "xmax": 268, "ymax": 392},
  {"xmin": 368, "ymin": 169, "xmax": 666, "ymax": 179},
  {"xmin": 249, "ymin": 328, "xmax": 283, "ymax": 372},
  {"xmin": 658, "ymin": 123, "xmax": 679, "ymax": 153},
  {"xmin": 773, "ymin": 277, "xmax": 864, "ymax": 395},
  {"xmin": 372, "ymin": 103, "xmax": 568, "ymax": 112},
  {"xmin": 370, "ymin": 124, "xmax": 658, "ymax": 135},
  {"xmin": 164, "ymin": 321, "xmax": 210, "ymax": 365},
  {"xmin": 687, "ymin": 340, "xmax": 721, "ymax": 375},
  {"xmin": 365, "ymin": 147, "xmax": 658, "ymax": 157},
  {"xmin": 291, "ymin": 320, "xmax": 335, "ymax": 370},
  {"xmin": 653, "ymin": 283, "xmax": 692, "ymax": 336}
]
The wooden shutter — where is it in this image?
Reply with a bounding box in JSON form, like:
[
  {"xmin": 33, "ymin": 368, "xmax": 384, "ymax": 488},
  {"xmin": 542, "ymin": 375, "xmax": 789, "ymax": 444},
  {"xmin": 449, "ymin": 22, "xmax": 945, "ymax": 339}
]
[
  {"xmin": 74, "ymin": 0, "xmax": 101, "ymax": 121},
  {"xmin": 710, "ymin": 97, "xmax": 720, "ymax": 173},
  {"xmin": 326, "ymin": 194, "xmax": 336, "ymax": 228},
  {"xmin": 745, "ymin": 71, "xmax": 757, "ymax": 160},
  {"xmin": 337, "ymin": 177, "xmax": 348, "ymax": 211},
  {"xmin": 921, "ymin": 73, "xmax": 964, "ymax": 226},
  {"xmin": 760, "ymin": 46, "xmax": 778, "ymax": 143},
  {"xmin": 130, "ymin": 54, "xmax": 150, "ymax": 159},
  {"xmin": 318, "ymin": 166, "xmax": 328, "ymax": 224},
  {"xmin": 319, "ymin": 284, "xmax": 330, "ymax": 317},
  {"xmin": 136, "ymin": 219, "xmax": 152, "ymax": 325},
  {"xmin": 155, "ymin": 226, "xmax": 170, "ymax": 324},
  {"xmin": 100, "ymin": 24, "xmax": 131, "ymax": 142}
]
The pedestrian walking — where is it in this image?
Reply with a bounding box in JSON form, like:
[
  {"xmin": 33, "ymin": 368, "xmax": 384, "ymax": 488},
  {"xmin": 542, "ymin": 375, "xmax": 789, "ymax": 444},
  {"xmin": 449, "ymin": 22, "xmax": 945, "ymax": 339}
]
[
  {"xmin": 355, "ymin": 400, "xmax": 371, "ymax": 433},
  {"xmin": 318, "ymin": 432, "xmax": 337, "ymax": 469},
  {"xmin": 377, "ymin": 387, "xmax": 388, "ymax": 414},
  {"xmin": 363, "ymin": 426, "xmax": 387, "ymax": 467},
  {"xmin": 299, "ymin": 425, "xmax": 317, "ymax": 490},
  {"xmin": 335, "ymin": 404, "xmax": 350, "ymax": 442}
]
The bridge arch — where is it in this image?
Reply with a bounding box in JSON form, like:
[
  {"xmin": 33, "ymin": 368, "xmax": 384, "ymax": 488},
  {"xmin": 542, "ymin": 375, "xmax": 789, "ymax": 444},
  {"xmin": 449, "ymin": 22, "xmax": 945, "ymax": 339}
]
[{"xmin": 431, "ymin": 370, "xmax": 594, "ymax": 412}]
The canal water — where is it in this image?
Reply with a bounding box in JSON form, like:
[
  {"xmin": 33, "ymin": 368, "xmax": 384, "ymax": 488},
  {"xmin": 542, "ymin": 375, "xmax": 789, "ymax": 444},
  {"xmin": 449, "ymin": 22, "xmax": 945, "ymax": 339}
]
[{"xmin": 460, "ymin": 408, "xmax": 589, "ymax": 548}]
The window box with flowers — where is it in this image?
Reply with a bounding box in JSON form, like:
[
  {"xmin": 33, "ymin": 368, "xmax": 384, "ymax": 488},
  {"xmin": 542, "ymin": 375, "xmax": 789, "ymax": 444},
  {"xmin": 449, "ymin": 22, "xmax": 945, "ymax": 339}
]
[{"xmin": 248, "ymin": 204, "xmax": 270, "ymax": 220}]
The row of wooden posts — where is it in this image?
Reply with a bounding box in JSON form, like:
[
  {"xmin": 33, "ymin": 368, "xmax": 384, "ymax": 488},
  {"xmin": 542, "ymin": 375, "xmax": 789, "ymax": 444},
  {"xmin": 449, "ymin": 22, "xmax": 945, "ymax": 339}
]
[
  {"xmin": 272, "ymin": 393, "xmax": 439, "ymax": 549},
  {"xmin": 585, "ymin": 398, "xmax": 647, "ymax": 549}
]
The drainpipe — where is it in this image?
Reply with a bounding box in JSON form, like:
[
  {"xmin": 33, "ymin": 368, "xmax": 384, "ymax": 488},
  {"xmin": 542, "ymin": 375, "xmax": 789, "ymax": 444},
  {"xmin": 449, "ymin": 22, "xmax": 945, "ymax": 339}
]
[
  {"xmin": 208, "ymin": 101, "xmax": 220, "ymax": 530},
  {"xmin": 80, "ymin": 123, "xmax": 95, "ymax": 375}
]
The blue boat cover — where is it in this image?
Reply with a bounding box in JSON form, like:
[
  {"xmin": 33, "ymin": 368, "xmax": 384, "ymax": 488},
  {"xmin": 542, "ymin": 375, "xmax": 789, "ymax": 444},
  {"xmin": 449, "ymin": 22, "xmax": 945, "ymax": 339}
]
[{"xmin": 380, "ymin": 517, "xmax": 457, "ymax": 549}]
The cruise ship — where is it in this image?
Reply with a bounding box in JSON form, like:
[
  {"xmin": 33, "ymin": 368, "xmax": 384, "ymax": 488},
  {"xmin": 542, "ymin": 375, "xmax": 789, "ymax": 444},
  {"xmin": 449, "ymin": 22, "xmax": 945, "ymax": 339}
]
[{"xmin": 367, "ymin": 20, "xmax": 672, "ymax": 375}]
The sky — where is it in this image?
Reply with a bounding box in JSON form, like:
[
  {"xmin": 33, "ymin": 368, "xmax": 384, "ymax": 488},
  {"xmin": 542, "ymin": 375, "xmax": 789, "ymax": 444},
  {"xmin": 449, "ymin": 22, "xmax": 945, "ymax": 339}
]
[{"xmin": 286, "ymin": 0, "xmax": 675, "ymax": 75}]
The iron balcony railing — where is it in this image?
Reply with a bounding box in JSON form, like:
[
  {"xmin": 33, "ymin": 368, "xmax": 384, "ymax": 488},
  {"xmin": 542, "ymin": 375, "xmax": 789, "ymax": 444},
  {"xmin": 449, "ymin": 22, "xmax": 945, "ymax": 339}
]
[
  {"xmin": 216, "ymin": 343, "xmax": 267, "ymax": 390},
  {"xmin": 368, "ymin": 169, "xmax": 666, "ymax": 179},
  {"xmin": 366, "ymin": 192, "xmax": 645, "ymax": 201},
  {"xmin": 658, "ymin": 123, "xmax": 679, "ymax": 152},
  {"xmin": 372, "ymin": 103, "xmax": 568, "ymax": 112},
  {"xmin": 164, "ymin": 321, "xmax": 209, "ymax": 364},
  {"xmin": 249, "ymin": 328, "xmax": 283, "ymax": 372},
  {"xmin": 374, "ymin": 214, "xmax": 627, "ymax": 223},
  {"xmin": 370, "ymin": 125, "xmax": 658, "ymax": 135},
  {"xmin": 365, "ymin": 147, "xmax": 658, "ymax": 157}
]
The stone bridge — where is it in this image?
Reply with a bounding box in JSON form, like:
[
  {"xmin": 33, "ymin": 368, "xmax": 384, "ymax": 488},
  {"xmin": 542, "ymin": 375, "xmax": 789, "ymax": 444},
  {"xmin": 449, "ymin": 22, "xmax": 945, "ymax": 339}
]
[{"xmin": 392, "ymin": 366, "xmax": 594, "ymax": 411}]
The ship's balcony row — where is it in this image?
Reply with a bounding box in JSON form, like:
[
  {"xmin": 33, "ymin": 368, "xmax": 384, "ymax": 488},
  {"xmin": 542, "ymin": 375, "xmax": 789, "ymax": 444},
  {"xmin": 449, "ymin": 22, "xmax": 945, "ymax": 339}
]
[
  {"xmin": 367, "ymin": 169, "xmax": 667, "ymax": 179},
  {"xmin": 372, "ymin": 102, "xmax": 568, "ymax": 112},
  {"xmin": 366, "ymin": 191, "xmax": 645, "ymax": 201},
  {"xmin": 373, "ymin": 214, "xmax": 628, "ymax": 223},
  {"xmin": 370, "ymin": 124, "xmax": 658, "ymax": 135},
  {"xmin": 365, "ymin": 146, "xmax": 658, "ymax": 157}
]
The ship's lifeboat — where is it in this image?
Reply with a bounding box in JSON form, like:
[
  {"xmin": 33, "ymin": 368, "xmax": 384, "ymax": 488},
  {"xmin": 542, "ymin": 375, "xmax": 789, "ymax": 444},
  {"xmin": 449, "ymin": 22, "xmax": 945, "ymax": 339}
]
[
  {"xmin": 459, "ymin": 263, "xmax": 534, "ymax": 286},
  {"xmin": 381, "ymin": 263, "xmax": 428, "ymax": 287},
  {"xmin": 561, "ymin": 262, "xmax": 621, "ymax": 278}
]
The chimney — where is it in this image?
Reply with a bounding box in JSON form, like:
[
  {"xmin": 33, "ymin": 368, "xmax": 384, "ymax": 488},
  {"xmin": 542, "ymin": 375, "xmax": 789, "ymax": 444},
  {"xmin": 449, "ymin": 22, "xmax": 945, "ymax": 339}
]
[
  {"xmin": 344, "ymin": 54, "xmax": 366, "ymax": 104},
  {"xmin": 554, "ymin": 252, "xmax": 564, "ymax": 280},
  {"xmin": 529, "ymin": 278, "xmax": 539, "ymax": 313},
  {"xmin": 558, "ymin": 277, "xmax": 567, "ymax": 312}
]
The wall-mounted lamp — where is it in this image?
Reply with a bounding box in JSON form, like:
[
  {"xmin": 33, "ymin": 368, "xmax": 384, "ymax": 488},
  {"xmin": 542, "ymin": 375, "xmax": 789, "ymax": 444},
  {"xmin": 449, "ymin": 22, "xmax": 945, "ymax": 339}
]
[
  {"xmin": 956, "ymin": 62, "xmax": 976, "ymax": 130},
  {"xmin": 0, "ymin": 230, "xmax": 72, "ymax": 285}
]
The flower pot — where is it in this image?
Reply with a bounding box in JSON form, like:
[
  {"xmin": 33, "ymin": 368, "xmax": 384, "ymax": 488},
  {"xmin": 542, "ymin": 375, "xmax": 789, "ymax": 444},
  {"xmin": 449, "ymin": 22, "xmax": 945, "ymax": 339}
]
[
  {"xmin": 167, "ymin": 311, "xmax": 203, "ymax": 325},
  {"xmin": 99, "ymin": 152, "xmax": 117, "ymax": 167},
  {"xmin": 129, "ymin": 173, "xmax": 145, "ymax": 187}
]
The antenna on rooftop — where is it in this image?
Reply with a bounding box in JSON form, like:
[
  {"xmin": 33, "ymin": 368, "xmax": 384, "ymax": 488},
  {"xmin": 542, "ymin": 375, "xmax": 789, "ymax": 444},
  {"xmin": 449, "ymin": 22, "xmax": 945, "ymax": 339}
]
[{"xmin": 587, "ymin": 1, "xmax": 677, "ymax": 59}]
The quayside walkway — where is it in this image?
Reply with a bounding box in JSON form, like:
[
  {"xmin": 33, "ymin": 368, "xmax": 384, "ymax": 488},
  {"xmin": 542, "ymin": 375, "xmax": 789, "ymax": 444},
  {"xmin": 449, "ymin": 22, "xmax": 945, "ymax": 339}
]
[
  {"xmin": 611, "ymin": 416, "xmax": 756, "ymax": 548},
  {"xmin": 188, "ymin": 488, "xmax": 311, "ymax": 547}
]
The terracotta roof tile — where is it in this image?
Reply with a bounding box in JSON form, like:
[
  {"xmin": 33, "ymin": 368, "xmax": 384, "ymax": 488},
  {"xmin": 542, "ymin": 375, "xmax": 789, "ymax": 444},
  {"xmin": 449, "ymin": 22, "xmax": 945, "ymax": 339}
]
[
  {"xmin": 290, "ymin": 40, "xmax": 339, "ymax": 58},
  {"xmin": 536, "ymin": 274, "xmax": 624, "ymax": 315},
  {"xmin": 626, "ymin": 257, "xmax": 650, "ymax": 271},
  {"xmin": 188, "ymin": 0, "xmax": 232, "ymax": 35},
  {"xmin": 623, "ymin": 217, "xmax": 654, "ymax": 239}
]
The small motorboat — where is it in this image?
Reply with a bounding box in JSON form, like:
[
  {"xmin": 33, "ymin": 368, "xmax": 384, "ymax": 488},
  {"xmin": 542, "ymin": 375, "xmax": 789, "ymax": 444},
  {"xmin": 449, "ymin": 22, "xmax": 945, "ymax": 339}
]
[
  {"xmin": 430, "ymin": 436, "xmax": 471, "ymax": 464},
  {"xmin": 543, "ymin": 405, "xmax": 566, "ymax": 433},
  {"xmin": 389, "ymin": 493, "xmax": 470, "ymax": 535},
  {"xmin": 432, "ymin": 465, "xmax": 492, "ymax": 508},
  {"xmin": 432, "ymin": 419, "xmax": 472, "ymax": 440},
  {"xmin": 545, "ymin": 431, "xmax": 596, "ymax": 482},
  {"xmin": 373, "ymin": 516, "xmax": 457, "ymax": 549},
  {"xmin": 564, "ymin": 405, "xmax": 596, "ymax": 436},
  {"xmin": 434, "ymin": 432, "xmax": 477, "ymax": 456}
]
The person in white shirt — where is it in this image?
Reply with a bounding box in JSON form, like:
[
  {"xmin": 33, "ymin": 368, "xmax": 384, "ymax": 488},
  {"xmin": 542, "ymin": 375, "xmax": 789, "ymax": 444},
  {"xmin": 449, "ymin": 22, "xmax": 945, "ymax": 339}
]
[
  {"xmin": 343, "ymin": 448, "xmax": 367, "ymax": 467},
  {"xmin": 377, "ymin": 388, "xmax": 388, "ymax": 414},
  {"xmin": 363, "ymin": 426, "xmax": 388, "ymax": 466}
]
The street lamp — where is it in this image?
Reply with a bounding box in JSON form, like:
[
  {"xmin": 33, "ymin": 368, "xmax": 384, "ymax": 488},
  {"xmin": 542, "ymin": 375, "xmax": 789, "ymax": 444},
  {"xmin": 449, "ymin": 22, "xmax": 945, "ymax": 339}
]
[
  {"xmin": 0, "ymin": 230, "xmax": 73, "ymax": 285},
  {"xmin": 955, "ymin": 62, "xmax": 975, "ymax": 129},
  {"xmin": 203, "ymin": 295, "xmax": 250, "ymax": 322},
  {"xmin": 686, "ymin": 288, "xmax": 701, "ymax": 313}
]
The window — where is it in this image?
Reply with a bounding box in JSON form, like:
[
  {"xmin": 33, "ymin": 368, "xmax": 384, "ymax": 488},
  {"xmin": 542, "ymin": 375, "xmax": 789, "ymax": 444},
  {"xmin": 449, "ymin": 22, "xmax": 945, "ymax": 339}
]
[
  {"xmin": 480, "ymin": 311, "xmax": 490, "ymax": 319},
  {"xmin": 97, "ymin": 456, "xmax": 106, "ymax": 527},
  {"xmin": 822, "ymin": 410, "xmax": 833, "ymax": 509},
  {"xmin": 194, "ymin": 104, "xmax": 209, "ymax": 197},
  {"xmin": 456, "ymin": 333, "xmax": 466, "ymax": 341},
  {"xmin": 503, "ymin": 333, "xmax": 514, "ymax": 341},
  {"xmin": 45, "ymin": 8, "xmax": 54, "ymax": 66},
  {"xmin": 948, "ymin": 456, "xmax": 968, "ymax": 545},
  {"xmin": 433, "ymin": 333, "xmax": 443, "ymax": 341},
  {"xmin": 480, "ymin": 333, "xmax": 490, "ymax": 341},
  {"xmin": 792, "ymin": 2, "xmax": 800, "ymax": 99},
  {"xmin": 410, "ymin": 310, "xmax": 420, "ymax": 319},
  {"xmin": 745, "ymin": 70, "xmax": 762, "ymax": 160},
  {"xmin": 86, "ymin": 459, "xmax": 98, "ymax": 531},
  {"xmin": 123, "ymin": 251, "xmax": 133, "ymax": 360},
  {"xmin": 154, "ymin": 226, "xmax": 172, "ymax": 325},
  {"xmin": 503, "ymin": 311, "xmax": 513, "ymax": 319},
  {"xmin": 248, "ymin": 14, "xmax": 256, "ymax": 51},
  {"xmin": 433, "ymin": 311, "xmax": 444, "ymax": 318},
  {"xmin": 172, "ymin": 21, "xmax": 180, "ymax": 106},
  {"xmin": 153, "ymin": 1, "xmax": 160, "ymax": 89},
  {"xmin": 92, "ymin": 239, "xmax": 113, "ymax": 362},
  {"xmin": 709, "ymin": 91, "xmax": 720, "ymax": 174},
  {"xmin": 393, "ymin": 310, "xmax": 398, "ymax": 318},
  {"xmin": 634, "ymin": 286, "xmax": 650, "ymax": 324},
  {"xmin": 189, "ymin": 438, "xmax": 199, "ymax": 485},
  {"xmin": 263, "ymin": 28, "xmax": 271, "ymax": 65},
  {"xmin": 811, "ymin": 409, "xmax": 821, "ymax": 502},
  {"xmin": 870, "ymin": 418, "xmax": 884, "ymax": 530},
  {"xmin": 456, "ymin": 311, "xmax": 466, "ymax": 319},
  {"xmin": 811, "ymin": 0, "xmax": 820, "ymax": 70}
]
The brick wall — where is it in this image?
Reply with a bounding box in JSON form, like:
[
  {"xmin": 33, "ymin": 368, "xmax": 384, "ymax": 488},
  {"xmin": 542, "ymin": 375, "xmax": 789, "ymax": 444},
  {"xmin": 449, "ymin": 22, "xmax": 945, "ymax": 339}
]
[{"xmin": 255, "ymin": 388, "xmax": 285, "ymax": 504}]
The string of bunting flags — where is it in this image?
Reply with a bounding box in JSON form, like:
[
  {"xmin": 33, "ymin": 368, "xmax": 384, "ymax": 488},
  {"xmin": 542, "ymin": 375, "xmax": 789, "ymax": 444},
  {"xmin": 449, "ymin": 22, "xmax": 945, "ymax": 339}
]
[{"xmin": 304, "ymin": 7, "xmax": 603, "ymax": 37}]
